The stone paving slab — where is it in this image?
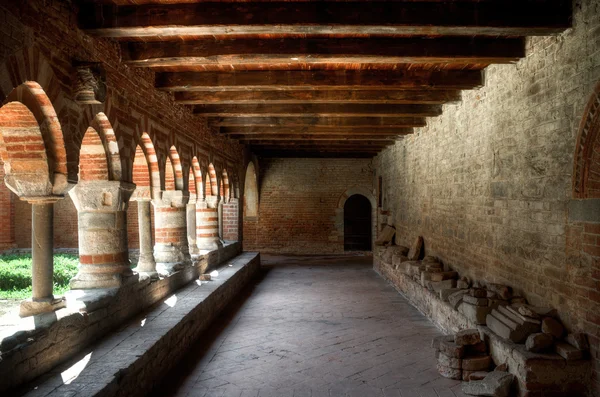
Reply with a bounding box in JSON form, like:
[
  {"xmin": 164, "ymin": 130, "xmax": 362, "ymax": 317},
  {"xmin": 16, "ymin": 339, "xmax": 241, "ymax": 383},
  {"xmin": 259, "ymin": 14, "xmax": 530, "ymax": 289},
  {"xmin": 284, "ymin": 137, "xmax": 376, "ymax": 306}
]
[{"xmin": 152, "ymin": 255, "xmax": 470, "ymax": 397}]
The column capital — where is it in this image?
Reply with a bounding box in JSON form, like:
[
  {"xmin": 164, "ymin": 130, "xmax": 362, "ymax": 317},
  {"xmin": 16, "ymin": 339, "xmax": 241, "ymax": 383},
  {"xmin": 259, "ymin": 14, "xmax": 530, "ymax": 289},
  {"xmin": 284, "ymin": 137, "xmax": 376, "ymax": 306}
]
[
  {"xmin": 69, "ymin": 180, "xmax": 136, "ymax": 211},
  {"xmin": 22, "ymin": 195, "xmax": 63, "ymax": 205},
  {"xmin": 154, "ymin": 190, "xmax": 189, "ymax": 208}
]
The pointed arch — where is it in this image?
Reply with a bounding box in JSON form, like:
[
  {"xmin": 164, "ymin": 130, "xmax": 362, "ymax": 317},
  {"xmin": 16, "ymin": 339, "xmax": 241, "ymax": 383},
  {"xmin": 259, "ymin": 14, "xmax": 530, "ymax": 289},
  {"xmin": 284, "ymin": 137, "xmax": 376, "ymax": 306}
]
[
  {"xmin": 208, "ymin": 163, "xmax": 218, "ymax": 196},
  {"xmin": 221, "ymin": 169, "xmax": 230, "ymax": 203},
  {"xmin": 165, "ymin": 145, "xmax": 183, "ymax": 191},
  {"xmin": 204, "ymin": 171, "xmax": 211, "ymax": 198},
  {"xmin": 189, "ymin": 156, "xmax": 202, "ymax": 200}
]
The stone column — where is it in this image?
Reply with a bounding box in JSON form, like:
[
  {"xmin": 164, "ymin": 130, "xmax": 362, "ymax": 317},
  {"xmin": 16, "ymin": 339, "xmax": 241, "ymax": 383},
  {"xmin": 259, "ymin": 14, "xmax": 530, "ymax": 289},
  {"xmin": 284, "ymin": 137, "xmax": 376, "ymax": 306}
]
[
  {"xmin": 196, "ymin": 195, "xmax": 223, "ymax": 251},
  {"xmin": 134, "ymin": 199, "xmax": 157, "ymax": 278},
  {"xmin": 187, "ymin": 194, "xmax": 199, "ymax": 256},
  {"xmin": 153, "ymin": 190, "xmax": 191, "ymax": 275},
  {"xmin": 19, "ymin": 198, "xmax": 66, "ymax": 317},
  {"xmin": 69, "ymin": 181, "xmax": 138, "ymax": 289}
]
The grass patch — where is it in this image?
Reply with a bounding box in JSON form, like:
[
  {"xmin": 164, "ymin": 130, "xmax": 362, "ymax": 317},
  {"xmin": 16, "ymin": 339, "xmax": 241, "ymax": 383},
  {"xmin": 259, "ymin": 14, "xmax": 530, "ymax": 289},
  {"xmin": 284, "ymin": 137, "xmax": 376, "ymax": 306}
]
[{"xmin": 0, "ymin": 254, "xmax": 79, "ymax": 300}]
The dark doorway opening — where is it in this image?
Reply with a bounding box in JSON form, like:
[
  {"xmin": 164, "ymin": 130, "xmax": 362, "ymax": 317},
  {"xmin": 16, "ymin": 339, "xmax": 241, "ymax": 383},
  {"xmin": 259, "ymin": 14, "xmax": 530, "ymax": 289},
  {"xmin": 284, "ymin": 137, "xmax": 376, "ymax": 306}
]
[{"xmin": 344, "ymin": 194, "xmax": 372, "ymax": 251}]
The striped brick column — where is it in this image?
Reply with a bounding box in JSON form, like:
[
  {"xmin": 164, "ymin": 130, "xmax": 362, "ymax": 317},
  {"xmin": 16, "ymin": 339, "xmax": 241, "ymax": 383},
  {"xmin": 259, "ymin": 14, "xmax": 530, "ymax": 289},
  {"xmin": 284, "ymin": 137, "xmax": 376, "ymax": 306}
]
[
  {"xmin": 69, "ymin": 181, "xmax": 138, "ymax": 289},
  {"xmin": 153, "ymin": 191, "xmax": 191, "ymax": 275},
  {"xmin": 196, "ymin": 196, "xmax": 222, "ymax": 251}
]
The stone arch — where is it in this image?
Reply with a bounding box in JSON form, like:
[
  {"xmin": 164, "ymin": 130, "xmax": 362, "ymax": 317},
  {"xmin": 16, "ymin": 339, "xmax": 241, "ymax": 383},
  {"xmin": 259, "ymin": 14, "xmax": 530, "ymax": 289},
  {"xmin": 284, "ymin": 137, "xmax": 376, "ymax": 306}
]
[
  {"xmin": 0, "ymin": 82, "xmax": 69, "ymax": 197},
  {"xmin": 204, "ymin": 171, "xmax": 211, "ymax": 198},
  {"xmin": 133, "ymin": 132, "xmax": 160, "ymax": 200},
  {"xmin": 189, "ymin": 156, "xmax": 202, "ymax": 200},
  {"xmin": 79, "ymin": 113, "xmax": 121, "ymax": 182},
  {"xmin": 221, "ymin": 169, "xmax": 230, "ymax": 203},
  {"xmin": 573, "ymin": 80, "xmax": 600, "ymax": 198},
  {"xmin": 334, "ymin": 186, "xmax": 377, "ymax": 250},
  {"xmin": 165, "ymin": 145, "xmax": 183, "ymax": 191}
]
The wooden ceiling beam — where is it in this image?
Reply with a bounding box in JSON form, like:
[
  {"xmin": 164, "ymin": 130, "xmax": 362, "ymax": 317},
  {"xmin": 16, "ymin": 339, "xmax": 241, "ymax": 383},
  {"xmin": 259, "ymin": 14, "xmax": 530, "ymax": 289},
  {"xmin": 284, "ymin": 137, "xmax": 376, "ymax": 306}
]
[
  {"xmin": 175, "ymin": 90, "xmax": 462, "ymax": 105},
  {"xmin": 219, "ymin": 127, "xmax": 414, "ymax": 135},
  {"xmin": 156, "ymin": 70, "xmax": 483, "ymax": 91},
  {"xmin": 195, "ymin": 103, "xmax": 441, "ymax": 117},
  {"xmin": 80, "ymin": 1, "xmax": 571, "ymax": 38},
  {"xmin": 122, "ymin": 37, "xmax": 525, "ymax": 69},
  {"xmin": 210, "ymin": 116, "xmax": 426, "ymax": 128},
  {"xmin": 245, "ymin": 140, "xmax": 395, "ymax": 146},
  {"xmin": 230, "ymin": 134, "xmax": 400, "ymax": 141}
]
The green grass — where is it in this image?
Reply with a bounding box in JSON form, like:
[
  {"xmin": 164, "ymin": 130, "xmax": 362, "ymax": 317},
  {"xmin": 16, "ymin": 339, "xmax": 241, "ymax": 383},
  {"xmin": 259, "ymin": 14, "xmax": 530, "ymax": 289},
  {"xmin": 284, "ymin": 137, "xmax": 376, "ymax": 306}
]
[{"xmin": 0, "ymin": 254, "xmax": 79, "ymax": 300}]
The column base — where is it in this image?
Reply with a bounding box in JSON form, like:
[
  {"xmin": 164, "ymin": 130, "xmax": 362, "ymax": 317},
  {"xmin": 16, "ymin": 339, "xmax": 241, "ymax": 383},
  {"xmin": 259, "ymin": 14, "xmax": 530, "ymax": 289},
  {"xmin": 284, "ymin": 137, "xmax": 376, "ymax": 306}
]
[
  {"xmin": 19, "ymin": 297, "xmax": 66, "ymax": 318},
  {"xmin": 135, "ymin": 255, "xmax": 159, "ymax": 280},
  {"xmin": 69, "ymin": 272, "xmax": 139, "ymax": 289},
  {"xmin": 156, "ymin": 262, "xmax": 184, "ymax": 276},
  {"xmin": 196, "ymin": 238, "xmax": 223, "ymax": 251}
]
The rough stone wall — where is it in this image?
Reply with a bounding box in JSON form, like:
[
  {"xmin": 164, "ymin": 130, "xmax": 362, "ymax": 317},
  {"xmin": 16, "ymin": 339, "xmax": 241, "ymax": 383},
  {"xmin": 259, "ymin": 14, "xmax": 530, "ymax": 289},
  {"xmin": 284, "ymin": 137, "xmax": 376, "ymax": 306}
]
[
  {"xmin": 375, "ymin": 0, "xmax": 600, "ymax": 393},
  {"xmin": 248, "ymin": 158, "xmax": 374, "ymax": 254}
]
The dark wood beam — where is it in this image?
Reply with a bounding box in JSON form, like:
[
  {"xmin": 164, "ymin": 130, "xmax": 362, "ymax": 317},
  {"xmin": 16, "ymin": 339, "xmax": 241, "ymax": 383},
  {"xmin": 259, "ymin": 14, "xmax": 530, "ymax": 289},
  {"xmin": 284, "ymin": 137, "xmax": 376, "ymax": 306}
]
[
  {"xmin": 122, "ymin": 37, "xmax": 525, "ymax": 69},
  {"xmin": 245, "ymin": 140, "xmax": 395, "ymax": 146},
  {"xmin": 80, "ymin": 2, "xmax": 571, "ymax": 38},
  {"xmin": 220, "ymin": 127, "xmax": 413, "ymax": 135},
  {"xmin": 157, "ymin": 70, "xmax": 483, "ymax": 91},
  {"xmin": 175, "ymin": 90, "xmax": 462, "ymax": 105},
  {"xmin": 195, "ymin": 104, "xmax": 441, "ymax": 117},
  {"xmin": 231, "ymin": 134, "xmax": 400, "ymax": 141},
  {"xmin": 253, "ymin": 150, "xmax": 378, "ymax": 159},
  {"xmin": 210, "ymin": 117, "xmax": 426, "ymax": 128}
]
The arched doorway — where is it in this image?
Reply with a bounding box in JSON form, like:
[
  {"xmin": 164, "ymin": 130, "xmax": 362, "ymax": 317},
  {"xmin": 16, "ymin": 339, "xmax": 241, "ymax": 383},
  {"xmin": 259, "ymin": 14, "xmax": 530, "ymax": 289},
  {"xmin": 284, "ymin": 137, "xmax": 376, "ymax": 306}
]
[{"xmin": 344, "ymin": 194, "xmax": 372, "ymax": 251}]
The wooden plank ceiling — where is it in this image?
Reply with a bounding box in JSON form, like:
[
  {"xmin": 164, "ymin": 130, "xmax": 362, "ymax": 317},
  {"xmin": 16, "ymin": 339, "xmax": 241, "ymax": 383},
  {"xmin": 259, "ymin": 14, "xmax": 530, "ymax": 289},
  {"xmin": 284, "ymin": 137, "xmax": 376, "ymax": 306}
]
[{"xmin": 78, "ymin": 0, "xmax": 571, "ymax": 158}]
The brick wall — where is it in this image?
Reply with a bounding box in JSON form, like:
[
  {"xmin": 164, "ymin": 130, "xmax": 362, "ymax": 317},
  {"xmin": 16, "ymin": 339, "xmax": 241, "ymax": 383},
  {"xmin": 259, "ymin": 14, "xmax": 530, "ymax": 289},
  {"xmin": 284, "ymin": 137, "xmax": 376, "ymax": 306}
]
[
  {"xmin": 0, "ymin": 164, "xmax": 15, "ymax": 250},
  {"xmin": 247, "ymin": 158, "xmax": 374, "ymax": 254},
  {"xmin": 223, "ymin": 198, "xmax": 239, "ymax": 242},
  {"xmin": 375, "ymin": 0, "xmax": 600, "ymax": 392}
]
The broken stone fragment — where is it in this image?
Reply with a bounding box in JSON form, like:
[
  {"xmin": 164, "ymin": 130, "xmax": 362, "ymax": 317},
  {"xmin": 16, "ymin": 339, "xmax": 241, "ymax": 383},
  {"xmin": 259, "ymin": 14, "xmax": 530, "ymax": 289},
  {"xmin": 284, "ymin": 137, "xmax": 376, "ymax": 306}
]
[
  {"xmin": 517, "ymin": 305, "xmax": 540, "ymax": 319},
  {"xmin": 425, "ymin": 264, "xmax": 443, "ymax": 272},
  {"xmin": 375, "ymin": 225, "xmax": 396, "ymax": 246},
  {"xmin": 455, "ymin": 329, "xmax": 482, "ymax": 346},
  {"xmin": 541, "ymin": 317, "xmax": 564, "ymax": 339},
  {"xmin": 423, "ymin": 255, "xmax": 440, "ymax": 263},
  {"xmin": 440, "ymin": 288, "xmax": 465, "ymax": 302},
  {"xmin": 430, "ymin": 271, "xmax": 458, "ymax": 282},
  {"xmin": 457, "ymin": 280, "xmax": 470, "ymax": 289},
  {"xmin": 462, "ymin": 371, "xmax": 514, "ymax": 397},
  {"xmin": 525, "ymin": 333, "xmax": 554, "ymax": 353},
  {"xmin": 486, "ymin": 283, "xmax": 512, "ymax": 300},
  {"xmin": 485, "ymin": 290, "xmax": 498, "ymax": 299},
  {"xmin": 460, "ymin": 302, "xmax": 492, "ymax": 325},
  {"xmin": 468, "ymin": 371, "xmax": 489, "ymax": 381},
  {"xmin": 555, "ymin": 342, "xmax": 585, "ymax": 360},
  {"xmin": 432, "ymin": 335, "xmax": 454, "ymax": 350},
  {"xmin": 431, "ymin": 279, "xmax": 457, "ymax": 293},
  {"xmin": 199, "ymin": 274, "xmax": 211, "ymax": 281},
  {"xmin": 449, "ymin": 290, "xmax": 469, "ymax": 309},
  {"xmin": 437, "ymin": 363, "xmax": 462, "ymax": 380},
  {"xmin": 407, "ymin": 235, "xmax": 423, "ymax": 261},
  {"xmin": 470, "ymin": 288, "xmax": 487, "ymax": 298},
  {"xmin": 462, "ymin": 355, "xmax": 492, "ymax": 371},
  {"xmin": 565, "ymin": 333, "xmax": 589, "ymax": 351},
  {"xmin": 511, "ymin": 296, "xmax": 527, "ymax": 305},
  {"xmin": 487, "ymin": 299, "xmax": 509, "ymax": 310},
  {"xmin": 439, "ymin": 338, "xmax": 466, "ymax": 358},
  {"xmin": 438, "ymin": 352, "xmax": 462, "ymax": 369},
  {"xmin": 463, "ymin": 295, "xmax": 489, "ymax": 307},
  {"xmin": 486, "ymin": 308, "xmax": 539, "ymax": 343},
  {"xmin": 494, "ymin": 363, "xmax": 508, "ymax": 372},
  {"xmin": 392, "ymin": 254, "xmax": 409, "ymax": 269}
]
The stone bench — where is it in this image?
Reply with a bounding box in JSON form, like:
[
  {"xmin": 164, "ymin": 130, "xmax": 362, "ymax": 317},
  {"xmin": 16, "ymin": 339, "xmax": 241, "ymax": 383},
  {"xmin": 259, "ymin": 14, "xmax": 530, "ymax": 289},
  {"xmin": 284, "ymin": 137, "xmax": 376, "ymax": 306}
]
[
  {"xmin": 0, "ymin": 242, "xmax": 246, "ymax": 394},
  {"xmin": 13, "ymin": 251, "xmax": 260, "ymax": 397},
  {"xmin": 374, "ymin": 251, "xmax": 591, "ymax": 397}
]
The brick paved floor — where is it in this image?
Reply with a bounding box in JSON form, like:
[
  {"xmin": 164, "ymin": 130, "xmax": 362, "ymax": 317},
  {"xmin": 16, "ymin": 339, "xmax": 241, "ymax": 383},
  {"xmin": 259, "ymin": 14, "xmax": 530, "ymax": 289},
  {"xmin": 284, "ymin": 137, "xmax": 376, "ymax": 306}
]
[{"xmin": 153, "ymin": 255, "xmax": 468, "ymax": 397}]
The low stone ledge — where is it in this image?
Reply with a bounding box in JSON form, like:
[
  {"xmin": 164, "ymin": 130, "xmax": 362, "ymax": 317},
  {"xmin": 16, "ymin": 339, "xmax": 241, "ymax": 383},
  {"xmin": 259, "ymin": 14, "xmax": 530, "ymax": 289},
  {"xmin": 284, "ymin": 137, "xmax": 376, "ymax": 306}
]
[
  {"xmin": 0, "ymin": 242, "xmax": 242, "ymax": 394},
  {"xmin": 14, "ymin": 251, "xmax": 260, "ymax": 397},
  {"xmin": 374, "ymin": 253, "xmax": 591, "ymax": 397}
]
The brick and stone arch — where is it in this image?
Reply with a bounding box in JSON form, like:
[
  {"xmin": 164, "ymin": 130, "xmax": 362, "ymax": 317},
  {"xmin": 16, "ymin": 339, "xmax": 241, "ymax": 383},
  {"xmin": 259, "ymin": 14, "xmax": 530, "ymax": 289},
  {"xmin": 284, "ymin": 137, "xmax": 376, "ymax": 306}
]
[
  {"xmin": 0, "ymin": 80, "xmax": 71, "ymax": 316},
  {"xmin": 334, "ymin": 187, "xmax": 377, "ymax": 251},
  {"xmin": 196, "ymin": 162, "xmax": 221, "ymax": 250},
  {"xmin": 573, "ymin": 80, "xmax": 600, "ymax": 199},
  {"xmin": 154, "ymin": 145, "xmax": 191, "ymax": 273},
  {"xmin": 69, "ymin": 114, "xmax": 136, "ymax": 289}
]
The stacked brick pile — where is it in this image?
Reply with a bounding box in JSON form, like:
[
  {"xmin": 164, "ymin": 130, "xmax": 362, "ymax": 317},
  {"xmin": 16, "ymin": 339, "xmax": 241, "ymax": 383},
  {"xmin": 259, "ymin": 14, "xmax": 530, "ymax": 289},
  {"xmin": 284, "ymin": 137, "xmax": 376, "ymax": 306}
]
[{"xmin": 432, "ymin": 329, "xmax": 493, "ymax": 381}]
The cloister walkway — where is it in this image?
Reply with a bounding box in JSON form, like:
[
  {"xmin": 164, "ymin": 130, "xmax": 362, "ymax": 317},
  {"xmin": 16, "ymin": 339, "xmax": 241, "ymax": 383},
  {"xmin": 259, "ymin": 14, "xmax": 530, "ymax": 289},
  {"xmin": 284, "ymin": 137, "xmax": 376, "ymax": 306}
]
[{"xmin": 153, "ymin": 255, "xmax": 469, "ymax": 397}]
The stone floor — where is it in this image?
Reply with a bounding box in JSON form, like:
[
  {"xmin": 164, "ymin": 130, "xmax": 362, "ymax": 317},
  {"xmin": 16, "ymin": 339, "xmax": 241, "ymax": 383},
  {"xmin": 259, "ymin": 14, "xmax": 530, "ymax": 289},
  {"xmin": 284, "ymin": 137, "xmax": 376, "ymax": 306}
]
[{"xmin": 152, "ymin": 255, "xmax": 468, "ymax": 397}]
